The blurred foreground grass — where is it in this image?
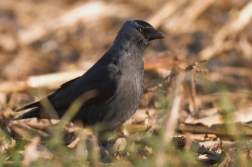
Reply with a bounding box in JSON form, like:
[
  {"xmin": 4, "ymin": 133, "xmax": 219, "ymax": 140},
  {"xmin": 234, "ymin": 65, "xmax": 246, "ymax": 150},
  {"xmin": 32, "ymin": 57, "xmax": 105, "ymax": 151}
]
[{"xmin": 1, "ymin": 0, "xmax": 252, "ymax": 166}]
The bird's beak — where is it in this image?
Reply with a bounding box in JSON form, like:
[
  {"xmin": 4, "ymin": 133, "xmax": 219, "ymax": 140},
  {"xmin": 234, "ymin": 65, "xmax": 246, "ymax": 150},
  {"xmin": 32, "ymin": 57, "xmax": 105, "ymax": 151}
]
[{"xmin": 146, "ymin": 28, "xmax": 165, "ymax": 41}]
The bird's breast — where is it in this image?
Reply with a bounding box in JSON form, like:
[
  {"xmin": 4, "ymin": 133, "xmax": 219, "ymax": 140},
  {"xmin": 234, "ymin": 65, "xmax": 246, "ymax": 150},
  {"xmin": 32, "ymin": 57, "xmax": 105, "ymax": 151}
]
[{"xmin": 116, "ymin": 63, "xmax": 144, "ymax": 105}]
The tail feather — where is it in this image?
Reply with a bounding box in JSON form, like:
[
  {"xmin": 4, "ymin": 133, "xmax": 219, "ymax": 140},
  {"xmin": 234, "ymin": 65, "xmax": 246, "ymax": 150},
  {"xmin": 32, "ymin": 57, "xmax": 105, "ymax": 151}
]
[
  {"xmin": 16, "ymin": 101, "xmax": 40, "ymax": 112},
  {"xmin": 15, "ymin": 107, "xmax": 41, "ymax": 120}
]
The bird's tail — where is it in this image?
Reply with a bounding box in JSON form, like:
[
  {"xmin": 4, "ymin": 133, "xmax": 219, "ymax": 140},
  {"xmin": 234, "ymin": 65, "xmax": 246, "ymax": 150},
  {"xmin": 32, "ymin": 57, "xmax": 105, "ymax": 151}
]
[
  {"xmin": 16, "ymin": 101, "xmax": 40, "ymax": 112},
  {"xmin": 15, "ymin": 107, "xmax": 41, "ymax": 120}
]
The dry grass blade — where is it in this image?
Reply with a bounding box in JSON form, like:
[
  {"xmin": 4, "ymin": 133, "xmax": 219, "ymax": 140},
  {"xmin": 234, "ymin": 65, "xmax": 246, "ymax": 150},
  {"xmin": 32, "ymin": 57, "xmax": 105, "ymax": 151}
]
[
  {"xmin": 60, "ymin": 89, "xmax": 99, "ymax": 124},
  {"xmin": 163, "ymin": 71, "xmax": 185, "ymax": 143},
  {"xmin": 88, "ymin": 135, "xmax": 99, "ymax": 167}
]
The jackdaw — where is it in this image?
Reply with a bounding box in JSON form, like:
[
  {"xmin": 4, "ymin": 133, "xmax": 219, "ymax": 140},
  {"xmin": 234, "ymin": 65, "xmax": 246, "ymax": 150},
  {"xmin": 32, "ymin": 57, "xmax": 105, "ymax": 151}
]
[{"xmin": 17, "ymin": 20, "xmax": 164, "ymax": 130}]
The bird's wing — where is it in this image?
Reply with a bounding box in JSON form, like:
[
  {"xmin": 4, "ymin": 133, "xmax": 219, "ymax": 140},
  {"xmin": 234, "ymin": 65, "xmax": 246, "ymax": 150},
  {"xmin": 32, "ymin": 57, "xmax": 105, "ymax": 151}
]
[{"xmin": 17, "ymin": 63, "xmax": 121, "ymax": 111}]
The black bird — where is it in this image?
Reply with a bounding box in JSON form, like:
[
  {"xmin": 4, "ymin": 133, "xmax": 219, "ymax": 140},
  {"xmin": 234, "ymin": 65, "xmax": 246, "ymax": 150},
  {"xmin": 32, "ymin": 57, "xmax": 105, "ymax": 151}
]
[{"xmin": 17, "ymin": 20, "xmax": 164, "ymax": 130}]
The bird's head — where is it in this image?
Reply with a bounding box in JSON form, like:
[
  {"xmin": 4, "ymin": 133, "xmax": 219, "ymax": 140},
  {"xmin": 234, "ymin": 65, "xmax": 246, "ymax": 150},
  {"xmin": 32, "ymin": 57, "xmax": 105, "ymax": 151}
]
[
  {"xmin": 114, "ymin": 20, "xmax": 164, "ymax": 49},
  {"xmin": 132, "ymin": 20, "xmax": 164, "ymax": 41}
]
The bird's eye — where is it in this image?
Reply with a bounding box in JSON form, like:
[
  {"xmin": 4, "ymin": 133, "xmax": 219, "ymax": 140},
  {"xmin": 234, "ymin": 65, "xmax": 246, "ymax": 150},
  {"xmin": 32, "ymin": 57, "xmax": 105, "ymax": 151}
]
[{"xmin": 139, "ymin": 27, "xmax": 144, "ymax": 32}]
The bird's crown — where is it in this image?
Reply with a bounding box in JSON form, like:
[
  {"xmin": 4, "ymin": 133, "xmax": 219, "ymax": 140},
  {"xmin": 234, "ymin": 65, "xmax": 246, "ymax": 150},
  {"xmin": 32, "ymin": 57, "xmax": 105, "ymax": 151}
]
[{"xmin": 133, "ymin": 20, "xmax": 154, "ymax": 29}]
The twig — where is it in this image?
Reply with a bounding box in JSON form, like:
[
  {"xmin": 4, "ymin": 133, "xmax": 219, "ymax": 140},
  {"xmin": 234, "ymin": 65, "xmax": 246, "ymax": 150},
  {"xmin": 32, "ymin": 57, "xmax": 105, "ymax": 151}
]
[
  {"xmin": 191, "ymin": 73, "xmax": 198, "ymax": 114},
  {"xmin": 178, "ymin": 123, "xmax": 252, "ymax": 136},
  {"xmin": 187, "ymin": 59, "xmax": 208, "ymax": 115},
  {"xmin": 144, "ymin": 60, "xmax": 208, "ymax": 93}
]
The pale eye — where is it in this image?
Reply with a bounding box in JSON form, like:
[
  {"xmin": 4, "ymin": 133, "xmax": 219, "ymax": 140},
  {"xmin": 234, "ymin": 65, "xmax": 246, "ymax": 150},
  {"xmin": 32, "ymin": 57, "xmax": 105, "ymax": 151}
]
[{"xmin": 139, "ymin": 27, "xmax": 144, "ymax": 32}]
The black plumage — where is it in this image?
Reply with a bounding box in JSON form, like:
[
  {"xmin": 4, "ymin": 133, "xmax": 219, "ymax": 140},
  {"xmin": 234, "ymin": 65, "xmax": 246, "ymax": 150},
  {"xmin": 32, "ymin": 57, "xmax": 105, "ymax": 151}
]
[{"xmin": 17, "ymin": 20, "xmax": 164, "ymax": 130}]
